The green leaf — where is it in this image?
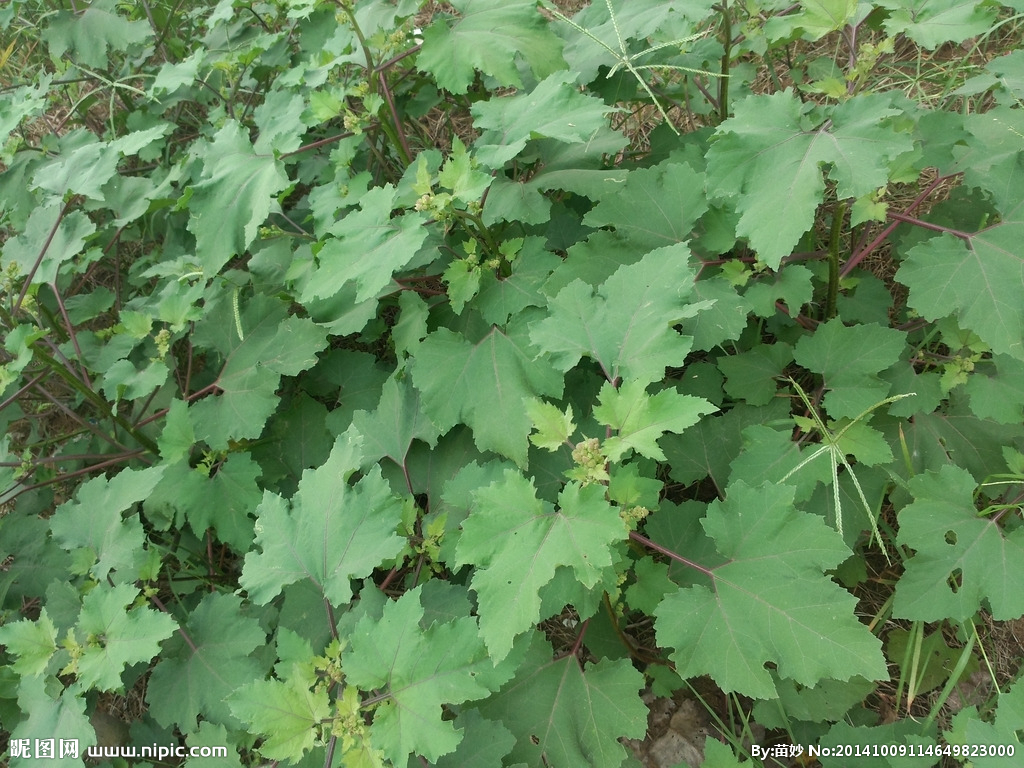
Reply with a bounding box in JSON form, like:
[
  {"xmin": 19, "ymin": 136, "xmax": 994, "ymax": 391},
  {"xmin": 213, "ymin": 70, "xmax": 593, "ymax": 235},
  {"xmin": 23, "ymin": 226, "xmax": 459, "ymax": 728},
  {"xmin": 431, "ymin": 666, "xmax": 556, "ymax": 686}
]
[
  {"xmin": 49, "ymin": 466, "xmax": 166, "ymax": 583},
  {"xmin": 352, "ymin": 374, "xmax": 441, "ymax": 467},
  {"xmin": 144, "ymin": 456, "xmax": 261, "ymax": 551},
  {"xmin": 876, "ymin": 0, "xmax": 998, "ymax": 49},
  {"xmin": 526, "ymin": 398, "xmax": 576, "ymax": 451},
  {"xmin": 2, "ymin": 200, "xmax": 95, "ymax": 286},
  {"xmin": 411, "ymin": 319, "xmax": 562, "ymax": 467},
  {"xmin": 229, "ymin": 675, "xmax": 331, "ymax": 762},
  {"xmin": 894, "ymin": 465, "xmax": 1024, "ymax": 622},
  {"xmin": 478, "ymin": 637, "xmax": 648, "ymax": 766},
  {"xmin": 897, "ymin": 225, "xmax": 1024, "ymax": 361},
  {"xmin": 9, "ymin": 675, "xmax": 96, "ymax": 763},
  {"xmin": 418, "ymin": 0, "xmax": 564, "ymax": 94},
  {"xmin": 74, "ymin": 583, "xmax": 178, "ymax": 692},
  {"xmin": 594, "ymin": 380, "xmax": 716, "ymax": 462},
  {"xmin": 43, "ymin": 0, "xmax": 152, "ymax": 68},
  {"xmin": 945, "ymin": 678, "xmax": 1024, "ymax": 767},
  {"xmin": 147, "ymin": 593, "xmax": 267, "ymax": 731},
  {"xmin": 471, "ymin": 71, "xmax": 620, "ymax": 167},
  {"xmin": 765, "ymin": 0, "xmax": 859, "ymax": 40},
  {"xmin": 0, "ymin": 609, "xmax": 57, "ymax": 677},
  {"xmin": 793, "ymin": 319, "xmax": 906, "ymax": 419},
  {"xmin": 966, "ymin": 355, "xmax": 1024, "ymax": 423},
  {"xmin": 186, "ymin": 121, "xmax": 290, "ymax": 275},
  {"xmin": 253, "ymin": 89, "xmax": 307, "ymax": 155},
  {"xmin": 661, "ymin": 399, "xmax": 792, "ymax": 494},
  {"xmin": 239, "ymin": 430, "xmax": 406, "ymax": 606},
  {"xmin": 301, "ymin": 185, "xmax": 430, "ymax": 304},
  {"xmin": 454, "ymin": 471, "xmax": 627, "ymax": 659},
  {"xmin": 719, "ymin": 342, "xmax": 794, "ymax": 406},
  {"xmin": 32, "ymin": 124, "xmax": 171, "ymax": 201},
  {"xmin": 434, "ymin": 710, "xmax": 516, "ymax": 767},
  {"xmin": 442, "ymin": 258, "xmax": 482, "ymax": 314},
  {"xmin": 190, "ymin": 294, "xmax": 328, "ymax": 449},
  {"xmin": 707, "ymin": 92, "xmax": 913, "ymax": 268},
  {"xmin": 345, "ymin": 586, "xmax": 521, "ymax": 764},
  {"xmin": 582, "ymin": 161, "xmax": 709, "ymax": 250},
  {"xmin": 655, "ymin": 481, "xmax": 887, "ymax": 699},
  {"xmin": 531, "ymin": 244, "xmax": 701, "ymax": 384}
]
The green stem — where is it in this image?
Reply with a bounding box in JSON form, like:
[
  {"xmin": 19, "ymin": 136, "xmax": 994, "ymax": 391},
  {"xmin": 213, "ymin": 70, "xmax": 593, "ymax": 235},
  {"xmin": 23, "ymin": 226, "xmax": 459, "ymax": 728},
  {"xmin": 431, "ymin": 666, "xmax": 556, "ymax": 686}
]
[
  {"xmin": 718, "ymin": 0, "xmax": 731, "ymax": 122},
  {"xmin": 825, "ymin": 201, "xmax": 846, "ymax": 320},
  {"xmin": 29, "ymin": 342, "xmax": 161, "ymax": 455}
]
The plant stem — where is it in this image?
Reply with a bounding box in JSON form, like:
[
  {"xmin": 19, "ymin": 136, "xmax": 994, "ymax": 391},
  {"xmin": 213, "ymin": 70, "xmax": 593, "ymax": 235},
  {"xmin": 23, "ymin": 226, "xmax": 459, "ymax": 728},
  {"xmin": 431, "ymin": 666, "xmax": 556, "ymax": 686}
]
[
  {"xmin": 718, "ymin": 0, "xmax": 731, "ymax": 122},
  {"xmin": 825, "ymin": 201, "xmax": 846, "ymax": 320}
]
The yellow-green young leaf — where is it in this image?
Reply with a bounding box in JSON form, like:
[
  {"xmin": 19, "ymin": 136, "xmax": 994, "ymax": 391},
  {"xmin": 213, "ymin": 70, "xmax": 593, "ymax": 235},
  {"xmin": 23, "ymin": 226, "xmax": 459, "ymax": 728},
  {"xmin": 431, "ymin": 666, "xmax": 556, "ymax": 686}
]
[
  {"xmin": 894, "ymin": 465, "xmax": 1024, "ymax": 622},
  {"xmin": 454, "ymin": 472, "xmax": 626, "ymax": 659},
  {"xmin": 442, "ymin": 258, "xmax": 482, "ymax": 315},
  {"xmin": 0, "ymin": 609, "xmax": 57, "ymax": 677},
  {"xmin": 229, "ymin": 676, "xmax": 331, "ymax": 762},
  {"xmin": 418, "ymin": 0, "xmax": 564, "ymax": 94},
  {"xmin": 526, "ymin": 398, "xmax": 575, "ymax": 451},
  {"xmin": 655, "ymin": 482, "xmax": 887, "ymax": 699},
  {"xmin": 594, "ymin": 380, "xmax": 716, "ymax": 462},
  {"xmin": 345, "ymin": 586, "xmax": 521, "ymax": 765}
]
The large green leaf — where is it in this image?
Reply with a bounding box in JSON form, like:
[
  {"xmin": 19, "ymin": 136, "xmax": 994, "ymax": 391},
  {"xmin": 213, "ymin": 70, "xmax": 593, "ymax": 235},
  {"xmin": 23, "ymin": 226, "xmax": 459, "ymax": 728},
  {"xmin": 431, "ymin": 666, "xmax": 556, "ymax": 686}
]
[
  {"xmin": 471, "ymin": 72, "xmax": 621, "ymax": 167},
  {"xmin": 876, "ymin": 0, "xmax": 998, "ymax": 48},
  {"xmin": 478, "ymin": 636, "xmax": 648, "ymax": 767},
  {"xmin": 43, "ymin": 0, "xmax": 152, "ymax": 68},
  {"xmin": 239, "ymin": 430, "xmax": 407, "ymax": 607},
  {"xmin": 0, "ymin": 609, "xmax": 58, "ymax": 677},
  {"xmin": 300, "ymin": 185, "xmax": 430, "ymax": 304},
  {"xmin": 793, "ymin": 319, "xmax": 906, "ymax": 419},
  {"xmin": 352, "ymin": 374, "xmax": 440, "ymax": 469},
  {"xmin": 73, "ymin": 583, "xmax": 178, "ymax": 692},
  {"xmin": 411, "ymin": 317, "xmax": 562, "ymax": 467},
  {"xmin": 418, "ymin": 0, "xmax": 564, "ymax": 94},
  {"xmin": 454, "ymin": 471, "xmax": 626, "ymax": 659},
  {"xmin": 897, "ymin": 221, "xmax": 1024, "ymax": 361},
  {"xmin": 189, "ymin": 295, "xmax": 328, "ymax": 448},
  {"xmin": 707, "ymin": 91, "xmax": 913, "ymax": 268},
  {"xmin": 582, "ymin": 161, "xmax": 708, "ymax": 250},
  {"xmin": 894, "ymin": 465, "xmax": 1024, "ymax": 622},
  {"xmin": 49, "ymin": 465, "xmax": 166, "ymax": 583},
  {"xmin": 655, "ymin": 481, "xmax": 887, "ymax": 699},
  {"xmin": 229, "ymin": 676, "xmax": 331, "ymax": 763},
  {"xmin": 345, "ymin": 587, "xmax": 521, "ymax": 764},
  {"xmin": 186, "ymin": 121, "xmax": 290, "ymax": 275},
  {"xmin": 531, "ymin": 244, "xmax": 702, "ymax": 384},
  {"xmin": 147, "ymin": 593, "xmax": 267, "ymax": 731}
]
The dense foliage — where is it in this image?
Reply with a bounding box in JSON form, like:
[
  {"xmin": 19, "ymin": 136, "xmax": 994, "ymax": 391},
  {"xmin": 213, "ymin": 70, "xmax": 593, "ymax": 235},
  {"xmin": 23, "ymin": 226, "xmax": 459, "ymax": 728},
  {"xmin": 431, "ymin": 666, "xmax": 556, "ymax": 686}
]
[{"xmin": 2, "ymin": 0, "xmax": 1024, "ymax": 765}]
